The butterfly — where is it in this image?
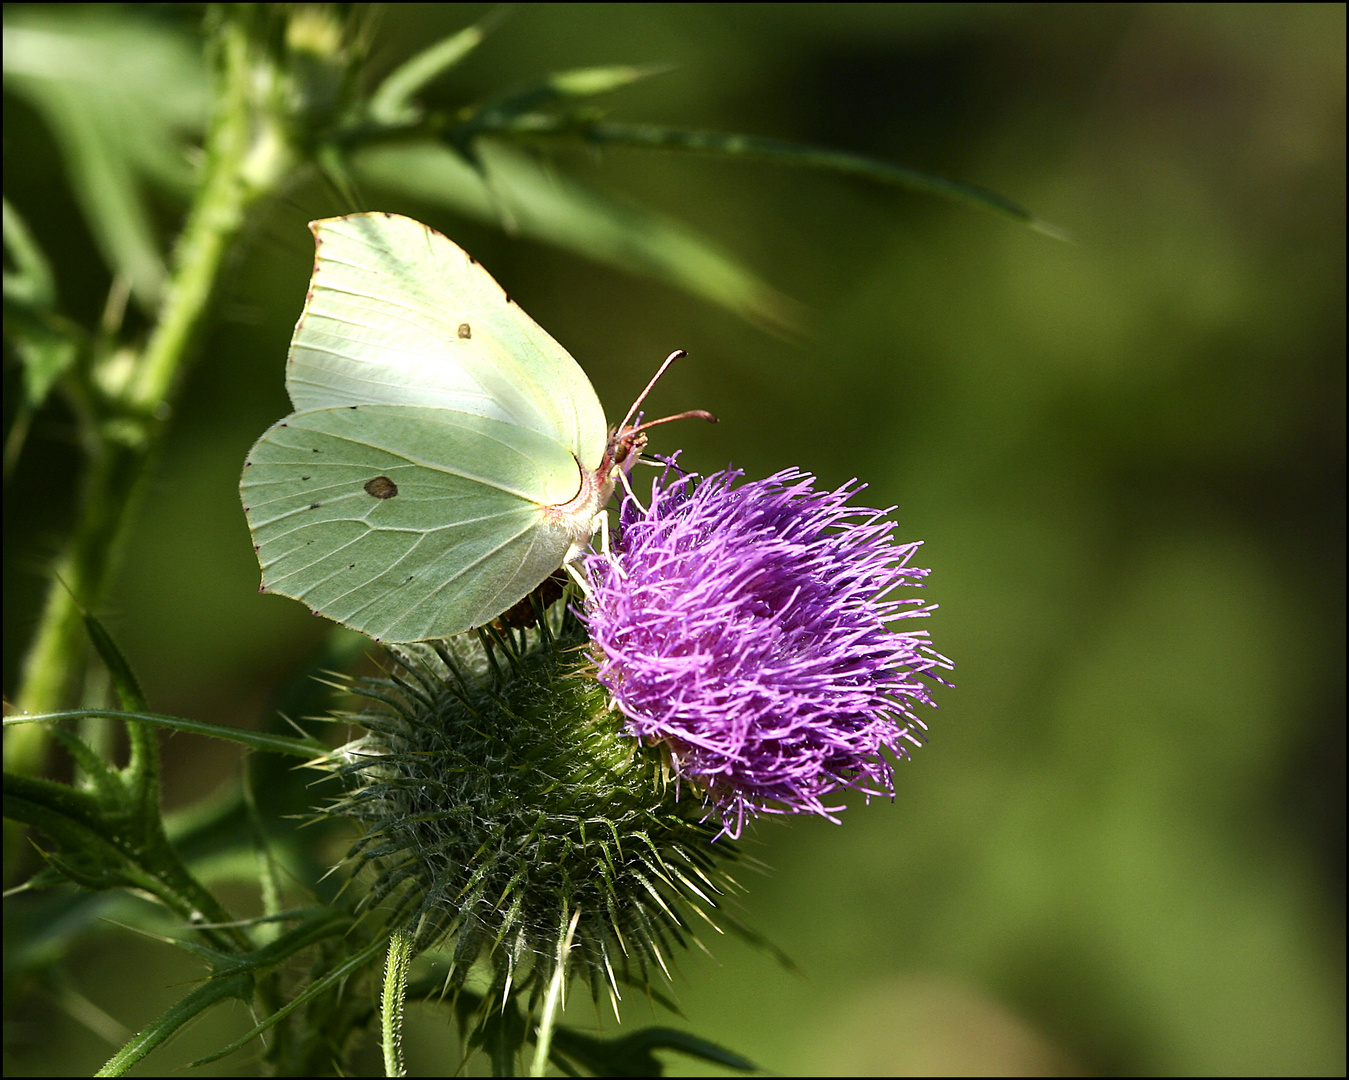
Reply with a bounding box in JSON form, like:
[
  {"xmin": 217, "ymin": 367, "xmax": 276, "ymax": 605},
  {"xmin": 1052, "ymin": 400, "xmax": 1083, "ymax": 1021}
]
[{"xmin": 240, "ymin": 212, "xmax": 710, "ymax": 642}]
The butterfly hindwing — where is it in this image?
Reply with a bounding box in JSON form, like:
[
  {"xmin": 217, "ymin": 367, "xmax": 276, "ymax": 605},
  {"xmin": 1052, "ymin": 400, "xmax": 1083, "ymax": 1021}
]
[{"xmin": 241, "ymin": 404, "xmax": 585, "ymax": 642}]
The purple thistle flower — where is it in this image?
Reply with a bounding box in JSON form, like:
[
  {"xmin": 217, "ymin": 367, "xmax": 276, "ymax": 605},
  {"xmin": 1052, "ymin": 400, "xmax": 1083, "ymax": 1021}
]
[{"xmin": 582, "ymin": 462, "xmax": 951, "ymax": 838}]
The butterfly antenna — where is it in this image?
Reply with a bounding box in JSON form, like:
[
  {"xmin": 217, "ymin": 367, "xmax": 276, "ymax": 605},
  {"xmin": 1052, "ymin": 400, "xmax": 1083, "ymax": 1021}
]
[
  {"xmin": 623, "ymin": 409, "xmax": 718, "ymax": 438},
  {"xmin": 619, "ymin": 350, "xmax": 688, "ymax": 433}
]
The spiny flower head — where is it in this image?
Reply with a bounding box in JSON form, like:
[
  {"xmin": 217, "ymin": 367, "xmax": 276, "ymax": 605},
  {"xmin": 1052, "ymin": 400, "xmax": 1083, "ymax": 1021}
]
[
  {"xmin": 318, "ymin": 608, "xmax": 744, "ymax": 1014},
  {"xmin": 583, "ymin": 463, "xmax": 951, "ymax": 838}
]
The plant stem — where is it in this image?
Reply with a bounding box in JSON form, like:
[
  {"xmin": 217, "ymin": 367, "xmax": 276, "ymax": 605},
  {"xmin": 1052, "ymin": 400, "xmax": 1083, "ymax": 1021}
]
[
  {"xmin": 530, "ymin": 908, "xmax": 580, "ymax": 1077},
  {"xmin": 381, "ymin": 930, "xmax": 413, "ymax": 1077},
  {"xmin": 8, "ymin": 13, "xmax": 282, "ymax": 772}
]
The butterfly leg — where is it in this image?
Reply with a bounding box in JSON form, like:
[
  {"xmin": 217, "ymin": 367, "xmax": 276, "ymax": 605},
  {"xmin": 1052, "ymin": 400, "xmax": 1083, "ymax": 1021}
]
[
  {"xmin": 592, "ymin": 509, "xmax": 630, "ymax": 581},
  {"xmin": 617, "ymin": 466, "xmax": 647, "ymax": 513},
  {"xmin": 564, "ymin": 560, "xmax": 592, "ymax": 596}
]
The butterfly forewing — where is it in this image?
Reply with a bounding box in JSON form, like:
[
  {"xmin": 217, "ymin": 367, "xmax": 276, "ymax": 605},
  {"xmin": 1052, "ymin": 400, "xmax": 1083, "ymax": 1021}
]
[{"xmin": 286, "ymin": 214, "xmax": 608, "ymax": 470}]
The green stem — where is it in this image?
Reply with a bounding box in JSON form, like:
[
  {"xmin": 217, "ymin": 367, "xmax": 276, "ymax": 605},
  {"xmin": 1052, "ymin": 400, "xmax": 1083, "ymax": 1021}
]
[
  {"xmin": 530, "ymin": 908, "xmax": 580, "ymax": 1078},
  {"xmin": 381, "ymin": 930, "xmax": 414, "ymax": 1077},
  {"xmin": 8, "ymin": 13, "xmax": 281, "ymax": 771}
]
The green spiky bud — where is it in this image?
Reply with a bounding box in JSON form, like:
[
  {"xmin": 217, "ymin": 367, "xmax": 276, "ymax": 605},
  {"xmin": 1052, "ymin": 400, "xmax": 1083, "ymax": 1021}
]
[{"xmin": 319, "ymin": 607, "xmax": 744, "ymax": 1015}]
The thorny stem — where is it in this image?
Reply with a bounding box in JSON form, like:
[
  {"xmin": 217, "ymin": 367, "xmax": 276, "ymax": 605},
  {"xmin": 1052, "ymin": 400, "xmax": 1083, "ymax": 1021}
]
[
  {"xmin": 381, "ymin": 930, "xmax": 413, "ymax": 1077},
  {"xmin": 8, "ymin": 13, "xmax": 290, "ymax": 772}
]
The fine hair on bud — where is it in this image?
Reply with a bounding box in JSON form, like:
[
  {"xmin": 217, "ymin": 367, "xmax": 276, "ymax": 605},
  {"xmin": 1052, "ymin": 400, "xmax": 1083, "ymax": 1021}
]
[{"xmin": 318, "ymin": 604, "xmax": 745, "ymax": 1014}]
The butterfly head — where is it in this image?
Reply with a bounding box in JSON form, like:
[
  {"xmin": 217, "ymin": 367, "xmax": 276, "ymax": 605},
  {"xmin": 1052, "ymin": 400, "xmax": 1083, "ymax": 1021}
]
[{"xmin": 601, "ymin": 349, "xmax": 716, "ymax": 480}]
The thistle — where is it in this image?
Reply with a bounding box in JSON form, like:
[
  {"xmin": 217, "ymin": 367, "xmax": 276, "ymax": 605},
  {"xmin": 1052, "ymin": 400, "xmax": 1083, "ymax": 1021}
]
[
  {"xmin": 319, "ymin": 605, "xmax": 744, "ymax": 1016},
  {"xmin": 583, "ymin": 463, "xmax": 952, "ymax": 838}
]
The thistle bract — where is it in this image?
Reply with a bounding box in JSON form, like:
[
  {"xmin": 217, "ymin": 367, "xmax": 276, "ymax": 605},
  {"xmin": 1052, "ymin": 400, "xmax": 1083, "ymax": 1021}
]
[
  {"xmin": 320, "ymin": 610, "xmax": 742, "ymax": 1012},
  {"xmin": 583, "ymin": 465, "xmax": 951, "ymax": 838}
]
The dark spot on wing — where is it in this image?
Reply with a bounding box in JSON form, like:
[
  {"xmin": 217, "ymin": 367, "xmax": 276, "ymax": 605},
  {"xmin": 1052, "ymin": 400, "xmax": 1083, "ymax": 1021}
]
[
  {"xmin": 458, "ymin": 322, "xmax": 471, "ymax": 339},
  {"xmin": 364, "ymin": 476, "xmax": 398, "ymax": 499}
]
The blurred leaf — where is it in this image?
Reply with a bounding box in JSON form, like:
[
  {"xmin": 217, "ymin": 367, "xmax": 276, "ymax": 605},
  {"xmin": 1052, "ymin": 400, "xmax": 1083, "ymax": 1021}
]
[
  {"xmin": 1, "ymin": 11, "xmax": 206, "ymax": 178},
  {"xmin": 455, "ymin": 63, "xmax": 669, "ymax": 137},
  {"xmin": 549, "ymin": 1025, "xmax": 758, "ymax": 1077},
  {"xmin": 2, "ymin": 197, "xmax": 83, "ymax": 411},
  {"xmin": 492, "ymin": 117, "xmax": 1066, "ymax": 237},
  {"xmin": 1, "ymin": 882, "xmax": 128, "ymax": 983},
  {"xmin": 2, "ymin": 196, "xmax": 56, "ymax": 306},
  {"xmin": 354, "ymin": 139, "xmax": 798, "ymax": 334},
  {"xmin": 366, "ymin": 9, "xmax": 505, "ymax": 126},
  {"xmin": 3, "ymin": 8, "xmax": 208, "ymax": 310},
  {"xmin": 445, "ymin": 64, "xmax": 671, "ymax": 199},
  {"xmin": 2, "ymin": 294, "xmax": 81, "ymax": 410}
]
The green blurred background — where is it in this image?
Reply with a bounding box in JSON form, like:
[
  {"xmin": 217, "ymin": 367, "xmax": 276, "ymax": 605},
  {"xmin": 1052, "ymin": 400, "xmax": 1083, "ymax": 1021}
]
[{"xmin": 4, "ymin": 4, "xmax": 1344, "ymax": 1075}]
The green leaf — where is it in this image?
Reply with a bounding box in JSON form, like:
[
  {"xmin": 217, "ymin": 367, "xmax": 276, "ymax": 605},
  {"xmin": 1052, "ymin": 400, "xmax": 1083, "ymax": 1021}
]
[
  {"xmin": 95, "ymin": 971, "xmax": 254, "ymax": 1078},
  {"xmin": 46, "ymin": 724, "xmax": 124, "ymax": 804},
  {"xmin": 3, "ymin": 770, "xmax": 162, "ymax": 894},
  {"xmin": 2, "ymin": 196, "xmax": 56, "ymax": 306},
  {"xmin": 2, "ymin": 198, "xmax": 83, "ymax": 409},
  {"xmin": 353, "ymin": 139, "xmax": 798, "ymax": 334},
  {"xmin": 3, "ymin": 8, "xmax": 208, "ymax": 309},
  {"xmin": 442, "ymin": 64, "xmax": 672, "ymax": 205},
  {"xmin": 175, "ymin": 907, "xmax": 351, "ymax": 978},
  {"xmin": 81, "ymin": 610, "xmax": 146, "ymax": 712},
  {"xmin": 2, "ymin": 764, "xmax": 206, "ymax": 913},
  {"xmin": 549, "ymin": 1025, "xmax": 759, "ymax": 1077},
  {"xmin": 366, "ymin": 9, "xmax": 507, "ymax": 126},
  {"xmin": 491, "ymin": 115, "xmax": 1068, "ymax": 237},
  {"xmin": 456, "ymin": 63, "xmax": 669, "ymax": 137},
  {"xmin": 5, "ymin": 709, "xmax": 327, "ymax": 758},
  {"xmin": 0, "ymin": 302, "xmax": 80, "ymax": 409},
  {"xmin": 188, "ymin": 932, "xmax": 389, "ymax": 1066},
  {"xmin": 4, "ymin": 690, "xmax": 247, "ymax": 950}
]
